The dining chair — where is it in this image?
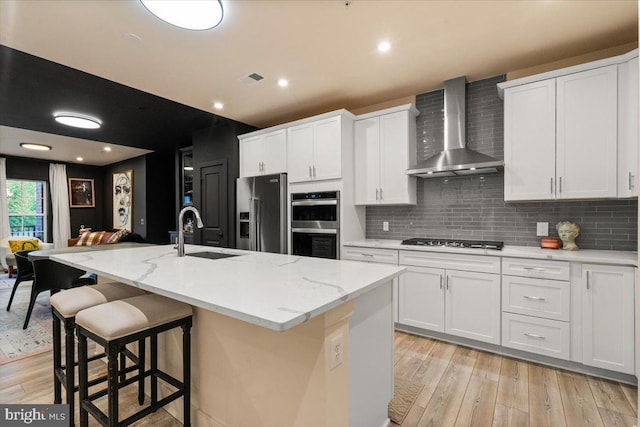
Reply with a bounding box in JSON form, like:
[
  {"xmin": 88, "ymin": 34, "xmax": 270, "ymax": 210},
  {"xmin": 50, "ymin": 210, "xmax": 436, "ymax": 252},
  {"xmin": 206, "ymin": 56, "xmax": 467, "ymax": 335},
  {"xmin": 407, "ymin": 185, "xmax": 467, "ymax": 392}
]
[
  {"xmin": 23, "ymin": 259, "xmax": 96, "ymax": 329},
  {"xmin": 6, "ymin": 250, "xmax": 35, "ymax": 311}
]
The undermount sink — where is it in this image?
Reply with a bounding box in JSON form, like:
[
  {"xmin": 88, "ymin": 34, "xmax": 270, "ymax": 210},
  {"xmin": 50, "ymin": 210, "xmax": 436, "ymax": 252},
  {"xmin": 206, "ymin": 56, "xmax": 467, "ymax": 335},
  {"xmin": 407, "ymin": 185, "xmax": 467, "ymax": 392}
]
[{"xmin": 186, "ymin": 252, "xmax": 241, "ymax": 260}]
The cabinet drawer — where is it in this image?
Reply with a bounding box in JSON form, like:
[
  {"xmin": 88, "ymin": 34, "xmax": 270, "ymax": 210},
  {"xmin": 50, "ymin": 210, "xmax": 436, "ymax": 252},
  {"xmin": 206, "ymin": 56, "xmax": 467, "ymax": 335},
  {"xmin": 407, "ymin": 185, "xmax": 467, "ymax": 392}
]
[
  {"xmin": 342, "ymin": 247, "xmax": 398, "ymax": 265},
  {"xmin": 502, "ymin": 276, "xmax": 570, "ymax": 321},
  {"xmin": 502, "ymin": 312, "xmax": 570, "ymax": 360},
  {"xmin": 400, "ymin": 250, "xmax": 500, "ymax": 274},
  {"xmin": 502, "ymin": 257, "xmax": 570, "ymax": 281}
]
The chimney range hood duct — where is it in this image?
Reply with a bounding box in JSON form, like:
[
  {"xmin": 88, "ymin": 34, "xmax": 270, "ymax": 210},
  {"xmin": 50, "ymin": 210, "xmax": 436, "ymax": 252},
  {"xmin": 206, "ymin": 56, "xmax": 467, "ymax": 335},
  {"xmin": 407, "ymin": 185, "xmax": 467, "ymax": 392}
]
[{"xmin": 406, "ymin": 76, "xmax": 504, "ymax": 178}]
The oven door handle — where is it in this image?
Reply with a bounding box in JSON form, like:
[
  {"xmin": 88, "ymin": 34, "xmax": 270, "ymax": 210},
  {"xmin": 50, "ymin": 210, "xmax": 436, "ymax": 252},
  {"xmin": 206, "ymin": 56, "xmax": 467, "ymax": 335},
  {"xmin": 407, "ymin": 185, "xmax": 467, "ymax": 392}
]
[
  {"xmin": 291, "ymin": 200, "xmax": 338, "ymax": 206},
  {"xmin": 291, "ymin": 228, "xmax": 338, "ymax": 235}
]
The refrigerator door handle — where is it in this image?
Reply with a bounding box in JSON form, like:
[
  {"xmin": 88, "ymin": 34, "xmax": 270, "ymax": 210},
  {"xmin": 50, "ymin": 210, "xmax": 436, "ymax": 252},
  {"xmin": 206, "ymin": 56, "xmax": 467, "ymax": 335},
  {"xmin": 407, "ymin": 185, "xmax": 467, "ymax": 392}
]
[
  {"xmin": 254, "ymin": 196, "xmax": 262, "ymax": 252},
  {"xmin": 249, "ymin": 196, "xmax": 258, "ymax": 251}
]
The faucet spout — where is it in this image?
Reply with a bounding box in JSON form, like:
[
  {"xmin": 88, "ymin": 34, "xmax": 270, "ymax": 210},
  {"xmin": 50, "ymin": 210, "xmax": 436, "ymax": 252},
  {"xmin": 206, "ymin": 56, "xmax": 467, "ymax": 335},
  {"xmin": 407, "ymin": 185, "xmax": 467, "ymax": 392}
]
[{"xmin": 178, "ymin": 206, "xmax": 204, "ymax": 257}]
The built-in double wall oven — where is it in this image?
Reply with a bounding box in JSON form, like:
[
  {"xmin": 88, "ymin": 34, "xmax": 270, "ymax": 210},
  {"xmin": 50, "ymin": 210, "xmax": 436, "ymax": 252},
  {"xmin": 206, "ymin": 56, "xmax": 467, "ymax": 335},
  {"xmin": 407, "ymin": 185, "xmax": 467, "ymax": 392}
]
[{"xmin": 291, "ymin": 191, "xmax": 340, "ymax": 259}]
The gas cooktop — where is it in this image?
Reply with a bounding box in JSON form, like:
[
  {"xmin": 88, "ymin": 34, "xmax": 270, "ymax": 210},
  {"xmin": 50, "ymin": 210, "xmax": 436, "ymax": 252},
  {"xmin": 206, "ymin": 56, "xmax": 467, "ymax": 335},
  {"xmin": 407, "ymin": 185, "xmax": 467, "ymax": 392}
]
[{"xmin": 400, "ymin": 238, "xmax": 504, "ymax": 250}]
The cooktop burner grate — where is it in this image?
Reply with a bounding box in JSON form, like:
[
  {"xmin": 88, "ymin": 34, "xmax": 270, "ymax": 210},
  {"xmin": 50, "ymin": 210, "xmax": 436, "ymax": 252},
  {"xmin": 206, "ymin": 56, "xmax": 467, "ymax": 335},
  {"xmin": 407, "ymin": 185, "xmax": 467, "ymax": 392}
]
[{"xmin": 400, "ymin": 238, "xmax": 504, "ymax": 250}]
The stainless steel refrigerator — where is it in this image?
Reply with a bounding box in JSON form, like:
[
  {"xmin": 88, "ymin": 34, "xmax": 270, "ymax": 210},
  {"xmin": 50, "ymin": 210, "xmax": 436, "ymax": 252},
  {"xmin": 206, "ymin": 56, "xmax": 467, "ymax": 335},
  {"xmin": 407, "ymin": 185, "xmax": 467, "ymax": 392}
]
[{"xmin": 236, "ymin": 173, "xmax": 287, "ymax": 253}]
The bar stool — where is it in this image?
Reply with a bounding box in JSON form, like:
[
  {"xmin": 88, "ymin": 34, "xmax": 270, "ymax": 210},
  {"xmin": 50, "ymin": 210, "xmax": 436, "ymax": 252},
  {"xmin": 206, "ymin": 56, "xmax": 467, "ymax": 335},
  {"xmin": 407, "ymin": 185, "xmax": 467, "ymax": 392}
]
[
  {"xmin": 75, "ymin": 293, "xmax": 193, "ymax": 427},
  {"xmin": 50, "ymin": 282, "xmax": 149, "ymax": 426}
]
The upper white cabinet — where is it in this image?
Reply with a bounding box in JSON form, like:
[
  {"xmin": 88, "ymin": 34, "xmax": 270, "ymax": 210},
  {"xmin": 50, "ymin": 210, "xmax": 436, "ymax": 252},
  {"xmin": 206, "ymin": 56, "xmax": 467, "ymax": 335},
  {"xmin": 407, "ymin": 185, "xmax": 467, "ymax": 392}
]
[
  {"xmin": 239, "ymin": 130, "xmax": 287, "ymax": 178},
  {"xmin": 618, "ymin": 56, "xmax": 639, "ymax": 197},
  {"xmin": 503, "ymin": 65, "xmax": 618, "ymax": 201},
  {"xmin": 287, "ymin": 115, "xmax": 347, "ymax": 183},
  {"xmin": 500, "ymin": 49, "xmax": 638, "ymax": 201},
  {"xmin": 354, "ymin": 105, "xmax": 418, "ymax": 205}
]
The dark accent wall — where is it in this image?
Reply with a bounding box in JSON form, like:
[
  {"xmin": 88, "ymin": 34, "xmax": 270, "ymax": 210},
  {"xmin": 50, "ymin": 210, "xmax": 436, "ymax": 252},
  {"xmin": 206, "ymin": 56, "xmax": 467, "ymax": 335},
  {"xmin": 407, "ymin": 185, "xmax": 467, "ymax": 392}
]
[
  {"xmin": 366, "ymin": 76, "xmax": 638, "ymax": 251},
  {"xmin": 192, "ymin": 120, "xmax": 256, "ymax": 248},
  {"xmin": 4, "ymin": 155, "xmax": 103, "ymax": 242}
]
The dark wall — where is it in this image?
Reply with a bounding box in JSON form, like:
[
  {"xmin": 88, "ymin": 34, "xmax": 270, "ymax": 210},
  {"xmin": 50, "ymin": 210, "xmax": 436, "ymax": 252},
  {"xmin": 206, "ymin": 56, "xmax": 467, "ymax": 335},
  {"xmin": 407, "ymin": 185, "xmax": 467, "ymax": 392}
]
[
  {"xmin": 192, "ymin": 120, "xmax": 256, "ymax": 247},
  {"xmin": 4, "ymin": 155, "xmax": 103, "ymax": 242},
  {"xmin": 366, "ymin": 75, "xmax": 639, "ymax": 250},
  {"xmin": 145, "ymin": 150, "xmax": 176, "ymax": 244}
]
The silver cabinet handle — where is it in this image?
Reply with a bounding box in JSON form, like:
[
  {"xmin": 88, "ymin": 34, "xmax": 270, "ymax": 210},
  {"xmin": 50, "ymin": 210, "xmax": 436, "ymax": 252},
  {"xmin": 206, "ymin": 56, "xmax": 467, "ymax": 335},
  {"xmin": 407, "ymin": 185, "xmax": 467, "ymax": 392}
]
[
  {"xmin": 524, "ymin": 295, "xmax": 546, "ymax": 301},
  {"xmin": 308, "ymin": 166, "xmax": 312, "ymax": 178},
  {"xmin": 379, "ymin": 188, "xmax": 383, "ymax": 200},
  {"xmin": 550, "ymin": 177, "xmax": 553, "ymax": 194},
  {"xmin": 439, "ymin": 275, "xmax": 443, "ymax": 290},
  {"xmin": 445, "ymin": 275, "xmax": 449, "ymax": 290},
  {"xmin": 375, "ymin": 188, "xmax": 379, "ymax": 200},
  {"xmin": 524, "ymin": 333, "xmax": 546, "ymax": 340},
  {"xmin": 559, "ymin": 176, "xmax": 562, "ymax": 193},
  {"xmin": 586, "ymin": 271, "xmax": 590, "ymax": 290},
  {"xmin": 523, "ymin": 266, "xmax": 546, "ymax": 271},
  {"xmin": 629, "ymin": 172, "xmax": 634, "ymax": 190},
  {"xmin": 313, "ymin": 165, "xmax": 316, "ymax": 178},
  {"xmin": 361, "ymin": 253, "xmax": 374, "ymax": 258}
]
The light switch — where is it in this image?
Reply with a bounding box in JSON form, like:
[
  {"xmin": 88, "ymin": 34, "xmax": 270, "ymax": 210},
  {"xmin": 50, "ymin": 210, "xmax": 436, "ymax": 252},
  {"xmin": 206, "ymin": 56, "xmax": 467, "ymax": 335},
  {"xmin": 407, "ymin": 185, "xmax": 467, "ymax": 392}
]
[{"xmin": 536, "ymin": 222, "xmax": 549, "ymax": 237}]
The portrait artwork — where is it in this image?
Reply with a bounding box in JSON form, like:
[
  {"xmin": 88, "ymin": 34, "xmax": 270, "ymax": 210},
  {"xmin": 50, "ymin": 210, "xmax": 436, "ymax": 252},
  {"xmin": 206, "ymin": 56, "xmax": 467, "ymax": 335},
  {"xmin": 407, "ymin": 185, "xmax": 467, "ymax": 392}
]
[
  {"xmin": 68, "ymin": 178, "xmax": 95, "ymax": 208},
  {"xmin": 112, "ymin": 170, "xmax": 133, "ymax": 231}
]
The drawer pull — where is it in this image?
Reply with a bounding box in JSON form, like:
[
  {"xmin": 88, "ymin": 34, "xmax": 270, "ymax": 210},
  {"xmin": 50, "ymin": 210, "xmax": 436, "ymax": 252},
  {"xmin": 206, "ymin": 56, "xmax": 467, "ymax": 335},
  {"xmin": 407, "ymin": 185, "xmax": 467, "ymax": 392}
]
[
  {"xmin": 361, "ymin": 253, "xmax": 374, "ymax": 257},
  {"xmin": 524, "ymin": 333, "xmax": 546, "ymax": 340},
  {"xmin": 523, "ymin": 295, "xmax": 546, "ymax": 301},
  {"xmin": 522, "ymin": 266, "xmax": 546, "ymax": 271}
]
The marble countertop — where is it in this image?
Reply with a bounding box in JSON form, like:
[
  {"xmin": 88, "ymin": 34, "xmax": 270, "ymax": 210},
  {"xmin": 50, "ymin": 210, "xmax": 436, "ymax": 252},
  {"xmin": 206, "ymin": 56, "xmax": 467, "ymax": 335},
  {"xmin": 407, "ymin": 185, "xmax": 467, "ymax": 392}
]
[
  {"xmin": 344, "ymin": 239, "xmax": 638, "ymax": 267},
  {"xmin": 51, "ymin": 244, "xmax": 404, "ymax": 332}
]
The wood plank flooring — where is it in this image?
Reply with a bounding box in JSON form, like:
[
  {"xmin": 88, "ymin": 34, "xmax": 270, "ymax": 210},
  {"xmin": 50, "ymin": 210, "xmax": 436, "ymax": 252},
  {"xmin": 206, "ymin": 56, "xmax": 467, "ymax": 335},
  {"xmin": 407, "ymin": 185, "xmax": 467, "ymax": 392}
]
[
  {"xmin": 392, "ymin": 331, "xmax": 638, "ymax": 427},
  {"xmin": 0, "ymin": 331, "xmax": 636, "ymax": 426}
]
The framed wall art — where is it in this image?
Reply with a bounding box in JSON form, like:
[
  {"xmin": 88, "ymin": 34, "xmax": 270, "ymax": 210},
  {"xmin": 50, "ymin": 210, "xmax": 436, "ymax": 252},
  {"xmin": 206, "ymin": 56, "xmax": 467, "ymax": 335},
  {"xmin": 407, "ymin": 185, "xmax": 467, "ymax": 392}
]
[
  {"xmin": 112, "ymin": 169, "xmax": 133, "ymax": 231},
  {"xmin": 68, "ymin": 178, "xmax": 95, "ymax": 208}
]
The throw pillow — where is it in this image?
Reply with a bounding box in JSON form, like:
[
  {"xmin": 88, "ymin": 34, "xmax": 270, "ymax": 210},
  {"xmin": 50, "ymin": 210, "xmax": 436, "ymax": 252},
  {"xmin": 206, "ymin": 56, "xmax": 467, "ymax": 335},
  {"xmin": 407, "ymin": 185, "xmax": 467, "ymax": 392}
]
[
  {"xmin": 75, "ymin": 231, "xmax": 106, "ymax": 246},
  {"xmin": 8, "ymin": 239, "xmax": 40, "ymax": 252},
  {"xmin": 106, "ymin": 228, "xmax": 129, "ymax": 244}
]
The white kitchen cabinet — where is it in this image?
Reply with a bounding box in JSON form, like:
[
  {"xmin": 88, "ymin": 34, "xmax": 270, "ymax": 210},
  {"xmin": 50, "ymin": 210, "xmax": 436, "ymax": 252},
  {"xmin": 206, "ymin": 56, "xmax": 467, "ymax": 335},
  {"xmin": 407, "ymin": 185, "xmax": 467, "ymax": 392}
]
[
  {"xmin": 354, "ymin": 105, "xmax": 418, "ymax": 205},
  {"xmin": 287, "ymin": 116, "xmax": 343, "ymax": 183},
  {"xmin": 503, "ymin": 65, "xmax": 618, "ymax": 201},
  {"xmin": 618, "ymin": 56, "xmax": 639, "ymax": 198},
  {"xmin": 398, "ymin": 250, "xmax": 501, "ymax": 345},
  {"xmin": 239, "ymin": 130, "xmax": 287, "ymax": 177},
  {"xmin": 582, "ymin": 264, "xmax": 635, "ymax": 375}
]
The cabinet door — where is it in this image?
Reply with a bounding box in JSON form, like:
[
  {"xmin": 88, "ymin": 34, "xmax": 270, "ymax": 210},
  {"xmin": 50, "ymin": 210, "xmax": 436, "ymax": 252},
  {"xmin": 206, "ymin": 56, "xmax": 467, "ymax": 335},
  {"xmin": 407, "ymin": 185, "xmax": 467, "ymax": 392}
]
[
  {"xmin": 313, "ymin": 116, "xmax": 342, "ymax": 181},
  {"xmin": 354, "ymin": 117, "xmax": 380, "ymax": 205},
  {"xmin": 398, "ymin": 266, "xmax": 445, "ymax": 332},
  {"xmin": 556, "ymin": 65, "xmax": 618, "ymax": 199},
  {"xmin": 287, "ymin": 123, "xmax": 315, "ymax": 183},
  {"xmin": 504, "ymin": 79, "xmax": 556, "ymax": 201},
  {"xmin": 379, "ymin": 111, "xmax": 415, "ymax": 204},
  {"xmin": 262, "ymin": 130, "xmax": 287, "ymax": 175},
  {"xmin": 240, "ymin": 135, "xmax": 264, "ymax": 178},
  {"xmin": 582, "ymin": 264, "xmax": 635, "ymax": 374},
  {"xmin": 445, "ymin": 270, "xmax": 501, "ymax": 344},
  {"xmin": 618, "ymin": 56, "xmax": 638, "ymax": 198}
]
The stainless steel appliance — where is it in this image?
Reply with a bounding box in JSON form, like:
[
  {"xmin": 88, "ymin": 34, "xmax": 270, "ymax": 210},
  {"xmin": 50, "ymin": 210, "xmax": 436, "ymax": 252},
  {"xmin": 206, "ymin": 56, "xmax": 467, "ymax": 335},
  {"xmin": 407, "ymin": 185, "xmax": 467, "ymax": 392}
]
[
  {"xmin": 236, "ymin": 174, "xmax": 287, "ymax": 253},
  {"xmin": 291, "ymin": 191, "xmax": 340, "ymax": 259},
  {"xmin": 401, "ymin": 238, "xmax": 504, "ymax": 250}
]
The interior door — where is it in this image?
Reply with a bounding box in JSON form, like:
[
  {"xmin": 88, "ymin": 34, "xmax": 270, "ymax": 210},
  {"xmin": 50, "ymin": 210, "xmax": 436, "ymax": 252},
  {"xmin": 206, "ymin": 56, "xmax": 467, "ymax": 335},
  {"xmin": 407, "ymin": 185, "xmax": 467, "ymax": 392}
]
[{"xmin": 199, "ymin": 161, "xmax": 228, "ymax": 247}]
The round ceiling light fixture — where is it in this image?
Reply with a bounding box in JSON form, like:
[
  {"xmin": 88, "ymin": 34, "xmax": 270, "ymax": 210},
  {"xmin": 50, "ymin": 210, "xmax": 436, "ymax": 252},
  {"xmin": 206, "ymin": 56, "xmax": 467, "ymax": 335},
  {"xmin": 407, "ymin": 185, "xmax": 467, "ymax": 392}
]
[
  {"xmin": 54, "ymin": 112, "xmax": 102, "ymax": 129},
  {"xmin": 20, "ymin": 143, "xmax": 52, "ymax": 151},
  {"xmin": 140, "ymin": 0, "xmax": 224, "ymax": 30}
]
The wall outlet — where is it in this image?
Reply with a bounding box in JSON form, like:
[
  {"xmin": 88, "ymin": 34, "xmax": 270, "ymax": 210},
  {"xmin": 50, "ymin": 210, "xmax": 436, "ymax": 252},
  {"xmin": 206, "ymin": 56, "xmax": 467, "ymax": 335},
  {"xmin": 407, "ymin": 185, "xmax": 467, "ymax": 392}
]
[
  {"xmin": 329, "ymin": 333, "xmax": 344, "ymax": 370},
  {"xmin": 383, "ymin": 221, "xmax": 389, "ymax": 231},
  {"xmin": 536, "ymin": 222, "xmax": 549, "ymax": 237}
]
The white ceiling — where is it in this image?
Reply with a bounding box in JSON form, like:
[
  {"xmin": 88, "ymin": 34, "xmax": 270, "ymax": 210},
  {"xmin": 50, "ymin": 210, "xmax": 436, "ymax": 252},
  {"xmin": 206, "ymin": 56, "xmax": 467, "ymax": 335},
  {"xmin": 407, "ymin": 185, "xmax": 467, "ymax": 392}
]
[
  {"xmin": 0, "ymin": 126, "xmax": 151, "ymax": 166},
  {"xmin": 0, "ymin": 0, "xmax": 637, "ymax": 134}
]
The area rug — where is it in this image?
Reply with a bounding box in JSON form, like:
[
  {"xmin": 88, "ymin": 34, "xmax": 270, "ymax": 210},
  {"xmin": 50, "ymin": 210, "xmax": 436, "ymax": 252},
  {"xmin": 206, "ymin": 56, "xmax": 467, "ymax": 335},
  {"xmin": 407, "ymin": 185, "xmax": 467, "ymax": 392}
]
[
  {"xmin": 388, "ymin": 377, "xmax": 423, "ymax": 425},
  {"xmin": 0, "ymin": 272, "xmax": 15, "ymax": 290},
  {"xmin": 0, "ymin": 281, "xmax": 53, "ymax": 365}
]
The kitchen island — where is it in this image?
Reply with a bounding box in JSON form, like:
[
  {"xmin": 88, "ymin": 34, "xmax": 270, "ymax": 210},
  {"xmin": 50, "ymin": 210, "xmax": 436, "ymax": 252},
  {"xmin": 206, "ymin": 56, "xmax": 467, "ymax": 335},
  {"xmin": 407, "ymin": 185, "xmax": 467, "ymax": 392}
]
[{"xmin": 51, "ymin": 244, "xmax": 404, "ymax": 427}]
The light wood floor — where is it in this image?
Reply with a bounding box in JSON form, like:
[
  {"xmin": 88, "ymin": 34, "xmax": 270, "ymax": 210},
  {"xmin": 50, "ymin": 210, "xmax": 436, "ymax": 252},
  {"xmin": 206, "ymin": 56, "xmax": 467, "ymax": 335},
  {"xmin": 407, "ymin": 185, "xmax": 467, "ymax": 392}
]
[
  {"xmin": 1, "ymin": 331, "xmax": 637, "ymax": 427},
  {"xmin": 392, "ymin": 331, "xmax": 638, "ymax": 427}
]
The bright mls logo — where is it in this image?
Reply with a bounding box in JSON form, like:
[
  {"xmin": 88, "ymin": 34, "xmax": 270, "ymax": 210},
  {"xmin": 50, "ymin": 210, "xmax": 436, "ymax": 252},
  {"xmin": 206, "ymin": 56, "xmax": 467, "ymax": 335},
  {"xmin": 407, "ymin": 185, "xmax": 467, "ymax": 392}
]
[{"xmin": 1, "ymin": 405, "xmax": 68, "ymax": 426}]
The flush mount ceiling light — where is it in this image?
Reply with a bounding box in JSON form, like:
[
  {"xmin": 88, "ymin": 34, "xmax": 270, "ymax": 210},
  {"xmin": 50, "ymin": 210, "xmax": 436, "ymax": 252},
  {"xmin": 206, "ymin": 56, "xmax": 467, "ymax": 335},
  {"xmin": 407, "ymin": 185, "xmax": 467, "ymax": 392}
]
[
  {"xmin": 54, "ymin": 112, "xmax": 102, "ymax": 129},
  {"xmin": 277, "ymin": 79, "xmax": 289, "ymax": 87},
  {"xmin": 378, "ymin": 41, "xmax": 391, "ymax": 52},
  {"xmin": 20, "ymin": 143, "xmax": 52, "ymax": 151},
  {"xmin": 213, "ymin": 102, "xmax": 224, "ymax": 110},
  {"xmin": 140, "ymin": 0, "xmax": 224, "ymax": 30}
]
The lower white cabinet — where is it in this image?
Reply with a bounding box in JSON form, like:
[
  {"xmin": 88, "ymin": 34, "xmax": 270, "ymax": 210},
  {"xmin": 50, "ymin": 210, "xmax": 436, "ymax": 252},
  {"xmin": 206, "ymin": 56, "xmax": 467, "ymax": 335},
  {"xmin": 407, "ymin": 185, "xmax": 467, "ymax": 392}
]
[
  {"xmin": 582, "ymin": 264, "xmax": 635, "ymax": 375},
  {"xmin": 398, "ymin": 266, "xmax": 444, "ymax": 332}
]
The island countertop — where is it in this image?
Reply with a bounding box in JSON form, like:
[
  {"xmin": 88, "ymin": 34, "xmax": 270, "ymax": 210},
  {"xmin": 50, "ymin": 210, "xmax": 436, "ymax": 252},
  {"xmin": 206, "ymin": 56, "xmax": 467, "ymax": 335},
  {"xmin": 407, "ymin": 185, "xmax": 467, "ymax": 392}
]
[{"xmin": 50, "ymin": 244, "xmax": 405, "ymax": 332}]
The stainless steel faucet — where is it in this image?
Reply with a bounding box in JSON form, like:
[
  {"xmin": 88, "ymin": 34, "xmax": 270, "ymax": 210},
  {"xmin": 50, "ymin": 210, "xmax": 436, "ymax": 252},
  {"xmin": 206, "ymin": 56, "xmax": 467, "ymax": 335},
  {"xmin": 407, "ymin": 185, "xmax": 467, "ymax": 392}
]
[{"xmin": 177, "ymin": 206, "xmax": 204, "ymax": 257}]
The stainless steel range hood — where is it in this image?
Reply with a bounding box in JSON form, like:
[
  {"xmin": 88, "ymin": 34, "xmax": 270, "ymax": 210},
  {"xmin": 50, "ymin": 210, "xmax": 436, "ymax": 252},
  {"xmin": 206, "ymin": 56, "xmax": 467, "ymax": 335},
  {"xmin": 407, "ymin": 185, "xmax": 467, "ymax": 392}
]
[{"xmin": 406, "ymin": 76, "xmax": 504, "ymax": 178}]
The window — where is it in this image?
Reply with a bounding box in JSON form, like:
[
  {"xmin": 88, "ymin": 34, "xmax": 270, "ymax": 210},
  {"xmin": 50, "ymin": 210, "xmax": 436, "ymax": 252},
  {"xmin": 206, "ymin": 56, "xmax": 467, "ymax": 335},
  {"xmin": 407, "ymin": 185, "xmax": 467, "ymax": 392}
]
[{"xmin": 7, "ymin": 179, "xmax": 47, "ymax": 240}]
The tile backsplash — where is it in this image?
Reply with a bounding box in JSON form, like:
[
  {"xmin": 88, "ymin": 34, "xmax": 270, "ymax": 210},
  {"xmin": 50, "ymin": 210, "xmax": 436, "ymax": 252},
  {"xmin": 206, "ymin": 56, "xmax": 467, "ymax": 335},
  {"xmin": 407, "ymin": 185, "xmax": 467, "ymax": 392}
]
[{"xmin": 366, "ymin": 75, "xmax": 638, "ymax": 251}]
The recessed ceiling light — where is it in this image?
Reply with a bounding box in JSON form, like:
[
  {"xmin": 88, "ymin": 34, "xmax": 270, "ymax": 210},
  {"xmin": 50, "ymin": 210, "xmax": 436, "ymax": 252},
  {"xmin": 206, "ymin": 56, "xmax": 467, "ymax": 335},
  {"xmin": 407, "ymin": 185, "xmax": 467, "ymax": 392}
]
[
  {"xmin": 54, "ymin": 112, "xmax": 102, "ymax": 129},
  {"xmin": 76, "ymin": 157, "xmax": 84, "ymax": 162},
  {"xmin": 213, "ymin": 102, "xmax": 224, "ymax": 110},
  {"xmin": 20, "ymin": 143, "xmax": 51, "ymax": 151},
  {"xmin": 140, "ymin": 0, "xmax": 224, "ymax": 30},
  {"xmin": 278, "ymin": 79, "xmax": 289, "ymax": 87},
  {"xmin": 378, "ymin": 41, "xmax": 391, "ymax": 52},
  {"xmin": 103, "ymin": 146, "xmax": 112, "ymax": 152}
]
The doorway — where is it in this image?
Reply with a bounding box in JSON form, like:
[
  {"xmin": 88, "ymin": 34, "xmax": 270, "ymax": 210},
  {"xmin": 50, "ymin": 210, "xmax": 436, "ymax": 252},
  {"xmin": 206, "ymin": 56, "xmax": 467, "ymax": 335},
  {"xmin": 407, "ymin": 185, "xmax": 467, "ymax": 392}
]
[{"xmin": 196, "ymin": 160, "xmax": 228, "ymax": 247}]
